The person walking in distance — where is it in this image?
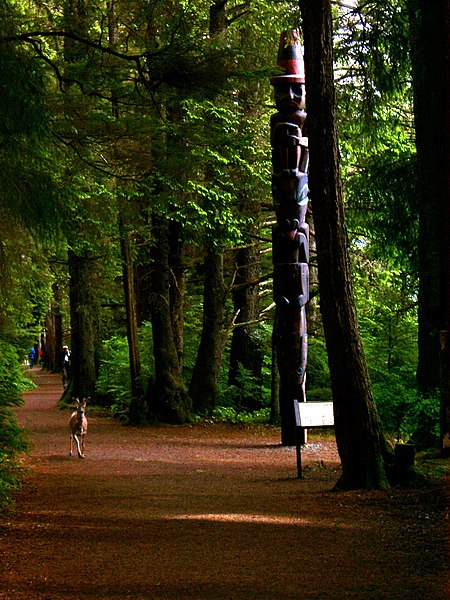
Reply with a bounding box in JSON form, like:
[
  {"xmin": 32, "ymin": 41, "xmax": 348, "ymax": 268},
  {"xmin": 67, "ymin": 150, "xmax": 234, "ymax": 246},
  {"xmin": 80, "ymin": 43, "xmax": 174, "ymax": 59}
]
[
  {"xmin": 62, "ymin": 345, "xmax": 71, "ymax": 388},
  {"xmin": 28, "ymin": 346, "xmax": 36, "ymax": 369}
]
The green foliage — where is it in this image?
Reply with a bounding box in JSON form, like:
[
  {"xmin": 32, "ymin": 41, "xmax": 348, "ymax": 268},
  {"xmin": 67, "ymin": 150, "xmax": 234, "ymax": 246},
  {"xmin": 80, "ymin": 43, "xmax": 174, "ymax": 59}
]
[
  {"xmin": 219, "ymin": 362, "xmax": 268, "ymax": 411},
  {"xmin": 156, "ymin": 96, "xmax": 267, "ymax": 251},
  {"xmin": 95, "ymin": 335, "xmax": 132, "ymax": 417},
  {"xmin": 210, "ymin": 406, "xmax": 271, "ymax": 424},
  {"xmin": 0, "ymin": 40, "xmax": 65, "ymax": 237},
  {"xmin": 306, "ymin": 337, "xmax": 332, "ymax": 391},
  {"xmin": 336, "ymin": 0, "xmax": 413, "ymax": 159},
  {"xmin": 95, "ymin": 323, "xmax": 154, "ymax": 419},
  {"xmin": 0, "ymin": 340, "xmax": 31, "ymax": 509},
  {"xmin": 409, "ymin": 392, "xmax": 441, "ymax": 450},
  {"xmin": 350, "ymin": 243, "xmax": 426, "ymax": 443},
  {"xmin": 332, "ymin": 1, "xmax": 436, "ymax": 448},
  {"xmin": 354, "ymin": 256, "xmax": 418, "ymax": 374},
  {"xmin": 374, "ymin": 378, "xmax": 440, "ymax": 447},
  {"xmin": 306, "ymin": 387, "xmax": 333, "ymax": 403},
  {"xmin": 0, "ymin": 0, "xmax": 440, "ymax": 449},
  {"xmin": 0, "ymin": 234, "xmax": 55, "ymax": 347},
  {"xmin": 346, "ymin": 150, "xmax": 418, "ymax": 268}
]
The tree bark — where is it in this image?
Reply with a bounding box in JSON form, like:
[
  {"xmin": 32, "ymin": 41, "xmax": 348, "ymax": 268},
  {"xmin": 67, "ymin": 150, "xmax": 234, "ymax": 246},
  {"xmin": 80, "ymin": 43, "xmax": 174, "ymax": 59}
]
[
  {"xmin": 44, "ymin": 281, "xmax": 64, "ymax": 373},
  {"xmin": 225, "ymin": 20, "xmax": 265, "ymax": 411},
  {"xmin": 408, "ymin": 0, "xmax": 450, "ymax": 453},
  {"xmin": 150, "ymin": 214, "xmax": 191, "ymax": 423},
  {"xmin": 187, "ymin": 0, "xmax": 231, "ymax": 415},
  {"xmin": 168, "ymin": 220, "xmax": 185, "ymax": 365},
  {"xmin": 119, "ymin": 217, "xmax": 146, "ymax": 424},
  {"xmin": 189, "ymin": 250, "xmax": 227, "ymax": 413},
  {"xmin": 60, "ymin": 0, "xmax": 98, "ymax": 403},
  {"xmin": 66, "ymin": 249, "xmax": 98, "ymax": 401},
  {"xmin": 299, "ymin": 0, "xmax": 391, "ymax": 489},
  {"xmin": 408, "ymin": 0, "xmax": 447, "ymax": 394}
]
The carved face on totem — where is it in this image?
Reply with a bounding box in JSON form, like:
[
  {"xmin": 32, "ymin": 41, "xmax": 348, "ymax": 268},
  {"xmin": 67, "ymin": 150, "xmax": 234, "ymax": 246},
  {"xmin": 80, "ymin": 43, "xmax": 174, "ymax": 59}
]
[{"xmin": 274, "ymin": 81, "xmax": 305, "ymax": 114}]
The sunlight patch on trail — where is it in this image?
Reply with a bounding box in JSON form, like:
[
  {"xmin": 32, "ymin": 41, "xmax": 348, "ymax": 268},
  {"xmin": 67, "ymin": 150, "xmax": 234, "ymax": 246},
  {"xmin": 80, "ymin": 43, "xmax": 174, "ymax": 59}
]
[{"xmin": 166, "ymin": 513, "xmax": 366, "ymax": 527}]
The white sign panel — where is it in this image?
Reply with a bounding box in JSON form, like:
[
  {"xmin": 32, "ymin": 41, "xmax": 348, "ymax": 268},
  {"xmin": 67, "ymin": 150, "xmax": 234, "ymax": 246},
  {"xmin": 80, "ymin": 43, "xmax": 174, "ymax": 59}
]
[{"xmin": 296, "ymin": 401, "xmax": 334, "ymax": 427}]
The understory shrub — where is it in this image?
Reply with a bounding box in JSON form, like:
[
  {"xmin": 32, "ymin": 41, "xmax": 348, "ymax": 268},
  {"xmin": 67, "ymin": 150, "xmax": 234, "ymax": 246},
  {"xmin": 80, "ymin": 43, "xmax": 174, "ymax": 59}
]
[
  {"xmin": 373, "ymin": 372, "xmax": 440, "ymax": 446},
  {"xmin": 95, "ymin": 335, "xmax": 133, "ymax": 417},
  {"xmin": 218, "ymin": 362, "xmax": 270, "ymax": 412},
  {"xmin": 96, "ymin": 322, "xmax": 154, "ymax": 419},
  {"xmin": 210, "ymin": 406, "xmax": 271, "ymax": 424},
  {"xmin": 0, "ymin": 340, "xmax": 31, "ymax": 509}
]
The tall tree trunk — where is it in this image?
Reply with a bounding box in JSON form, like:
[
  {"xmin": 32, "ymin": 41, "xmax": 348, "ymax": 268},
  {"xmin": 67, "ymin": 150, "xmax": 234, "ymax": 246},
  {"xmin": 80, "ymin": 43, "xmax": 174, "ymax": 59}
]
[
  {"xmin": 109, "ymin": 1, "xmax": 146, "ymax": 424},
  {"xmin": 189, "ymin": 250, "xmax": 227, "ymax": 413},
  {"xmin": 409, "ymin": 1, "xmax": 446, "ymax": 394},
  {"xmin": 43, "ymin": 309, "xmax": 57, "ymax": 372},
  {"xmin": 187, "ymin": 0, "xmax": 230, "ymax": 414},
  {"xmin": 66, "ymin": 249, "xmax": 98, "ymax": 401},
  {"xmin": 45, "ymin": 281, "xmax": 64, "ymax": 373},
  {"xmin": 227, "ymin": 26, "xmax": 264, "ymax": 410},
  {"xmin": 408, "ymin": 0, "xmax": 450, "ymax": 454},
  {"xmin": 150, "ymin": 214, "xmax": 191, "ymax": 423},
  {"xmin": 299, "ymin": 0, "xmax": 391, "ymax": 489},
  {"xmin": 61, "ymin": 1, "xmax": 98, "ymax": 403},
  {"xmin": 209, "ymin": 0, "xmax": 228, "ymax": 36}
]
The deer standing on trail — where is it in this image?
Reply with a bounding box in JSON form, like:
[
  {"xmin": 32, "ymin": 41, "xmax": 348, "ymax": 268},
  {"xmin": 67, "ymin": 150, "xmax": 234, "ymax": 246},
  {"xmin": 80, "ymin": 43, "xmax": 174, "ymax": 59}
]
[{"xmin": 69, "ymin": 398, "xmax": 88, "ymax": 459}]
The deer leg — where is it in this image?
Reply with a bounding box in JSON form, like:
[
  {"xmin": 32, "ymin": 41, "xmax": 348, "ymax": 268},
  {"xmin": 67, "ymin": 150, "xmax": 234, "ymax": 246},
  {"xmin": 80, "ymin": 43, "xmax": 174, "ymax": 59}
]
[{"xmin": 74, "ymin": 434, "xmax": 84, "ymax": 459}]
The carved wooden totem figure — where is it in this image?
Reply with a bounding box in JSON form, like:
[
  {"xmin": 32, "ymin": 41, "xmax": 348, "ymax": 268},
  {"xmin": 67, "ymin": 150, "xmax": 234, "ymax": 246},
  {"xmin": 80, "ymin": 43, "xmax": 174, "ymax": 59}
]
[{"xmin": 270, "ymin": 30, "xmax": 309, "ymax": 445}]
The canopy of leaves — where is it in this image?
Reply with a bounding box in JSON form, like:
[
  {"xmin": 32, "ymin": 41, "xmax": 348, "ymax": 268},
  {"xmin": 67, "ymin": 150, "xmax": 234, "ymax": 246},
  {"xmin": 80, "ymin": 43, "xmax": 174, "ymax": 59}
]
[
  {"xmin": 0, "ymin": 0, "xmax": 437, "ymax": 447},
  {"xmin": 0, "ymin": 37, "xmax": 64, "ymax": 235}
]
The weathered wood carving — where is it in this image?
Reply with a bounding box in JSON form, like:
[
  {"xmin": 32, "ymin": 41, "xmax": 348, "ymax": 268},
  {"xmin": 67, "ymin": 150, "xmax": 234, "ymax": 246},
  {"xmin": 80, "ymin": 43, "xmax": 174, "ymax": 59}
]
[{"xmin": 270, "ymin": 30, "xmax": 309, "ymax": 445}]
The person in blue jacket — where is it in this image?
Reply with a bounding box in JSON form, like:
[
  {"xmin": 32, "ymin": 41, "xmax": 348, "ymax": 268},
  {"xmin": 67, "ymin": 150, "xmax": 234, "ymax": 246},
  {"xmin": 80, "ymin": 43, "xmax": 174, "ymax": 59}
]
[{"xmin": 28, "ymin": 347, "xmax": 36, "ymax": 369}]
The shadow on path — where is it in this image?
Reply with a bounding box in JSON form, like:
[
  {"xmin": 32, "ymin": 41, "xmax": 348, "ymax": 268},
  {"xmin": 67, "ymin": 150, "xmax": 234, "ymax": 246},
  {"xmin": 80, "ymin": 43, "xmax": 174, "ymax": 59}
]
[{"xmin": 0, "ymin": 368, "xmax": 447, "ymax": 600}]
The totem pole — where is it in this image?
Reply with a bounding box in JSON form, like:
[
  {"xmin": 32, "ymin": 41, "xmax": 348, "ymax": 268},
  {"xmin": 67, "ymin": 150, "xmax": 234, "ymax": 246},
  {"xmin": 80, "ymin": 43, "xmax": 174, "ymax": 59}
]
[{"xmin": 270, "ymin": 30, "xmax": 309, "ymax": 446}]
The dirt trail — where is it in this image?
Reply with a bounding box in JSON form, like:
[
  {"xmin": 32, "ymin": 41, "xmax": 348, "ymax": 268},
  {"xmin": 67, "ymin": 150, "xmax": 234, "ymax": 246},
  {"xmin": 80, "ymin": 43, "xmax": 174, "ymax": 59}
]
[{"xmin": 0, "ymin": 367, "xmax": 448, "ymax": 599}]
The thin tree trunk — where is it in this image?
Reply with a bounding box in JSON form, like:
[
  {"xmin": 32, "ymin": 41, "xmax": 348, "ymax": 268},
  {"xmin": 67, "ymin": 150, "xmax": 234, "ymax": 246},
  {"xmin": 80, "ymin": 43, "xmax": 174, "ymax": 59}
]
[
  {"xmin": 119, "ymin": 217, "xmax": 146, "ymax": 424},
  {"xmin": 168, "ymin": 218, "xmax": 185, "ymax": 365},
  {"xmin": 409, "ymin": 2, "xmax": 446, "ymax": 394},
  {"xmin": 109, "ymin": 2, "xmax": 146, "ymax": 423},
  {"xmin": 228, "ymin": 245, "xmax": 263, "ymax": 410},
  {"xmin": 300, "ymin": 0, "xmax": 391, "ymax": 489}
]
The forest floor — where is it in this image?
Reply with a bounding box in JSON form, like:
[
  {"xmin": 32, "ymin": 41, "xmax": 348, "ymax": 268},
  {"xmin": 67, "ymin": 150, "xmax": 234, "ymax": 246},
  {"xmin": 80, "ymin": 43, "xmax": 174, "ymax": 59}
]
[{"xmin": 0, "ymin": 367, "xmax": 448, "ymax": 600}]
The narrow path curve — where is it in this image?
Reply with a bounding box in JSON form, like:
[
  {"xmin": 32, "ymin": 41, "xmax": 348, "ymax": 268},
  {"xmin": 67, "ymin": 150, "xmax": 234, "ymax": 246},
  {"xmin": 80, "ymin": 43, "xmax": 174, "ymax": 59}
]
[{"xmin": 0, "ymin": 368, "xmax": 447, "ymax": 599}]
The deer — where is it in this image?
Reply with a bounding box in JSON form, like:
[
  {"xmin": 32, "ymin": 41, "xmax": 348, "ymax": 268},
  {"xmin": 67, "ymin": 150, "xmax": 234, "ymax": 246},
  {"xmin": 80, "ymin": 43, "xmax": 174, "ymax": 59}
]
[{"xmin": 69, "ymin": 398, "xmax": 88, "ymax": 459}]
